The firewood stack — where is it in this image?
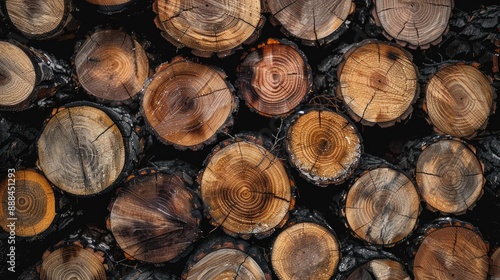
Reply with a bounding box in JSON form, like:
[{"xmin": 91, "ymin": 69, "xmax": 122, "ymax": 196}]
[{"xmin": 0, "ymin": 0, "xmax": 499, "ymax": 279}]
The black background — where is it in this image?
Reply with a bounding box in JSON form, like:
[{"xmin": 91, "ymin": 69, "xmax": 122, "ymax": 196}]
[{"xmin": 1, "ymin": 0, "xmax": 499, "ymax": 279}]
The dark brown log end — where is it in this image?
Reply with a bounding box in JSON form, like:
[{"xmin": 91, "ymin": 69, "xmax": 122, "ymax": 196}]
[
  {"xmin": 337, "ymin": 40, "xmax": 419, "ymax": 127},
  {"xmin": 343, "ymin": 167, "xmax": 420, "ymax": 246},
  {"xmin": 424, "ymin": 63, "xmax": 495, "ymax": 138},
  {"xmin": 141, "ymin": 58, "xmax": 237, "ymax": 150},
  {"xmin": 415, "ymin": 139, "xmax": 485, "ymax": 214},
  {"xmin": 236, "ymin": 38, "xmax": 312, "ymax": 118},
  {"xmin": 285, "ymin": 108, "xmax": 362, "ymax": 186}
]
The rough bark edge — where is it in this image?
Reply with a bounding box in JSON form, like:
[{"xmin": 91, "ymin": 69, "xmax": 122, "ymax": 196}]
[{"xmin": 336, "ymin": 39, "xmax": 420, "ymax": 128}]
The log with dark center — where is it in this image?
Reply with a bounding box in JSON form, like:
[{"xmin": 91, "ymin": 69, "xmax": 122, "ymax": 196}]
[
  {"xmin": 153, "ymin": 0, "xmax": 264, "ymax": 57},
  {"xmin": 198, "ymin": 136, "xmax": 294, "ymax": 239},
  {"xmin": 337, "ymin": 40, "xmax": 419, "ymax": 127},
  {"xmin": 271, "ymin": 222, "xmax": 340, "ymax": 280},
  {"xmin": 415, "ymin": 139, "xmax": 485, "ymax": 214},
  {"xmin": 108, "ymin": 162, "xmax": 202, "ymax": 263},
  {"xmin": 413, "ymin": 220, "xmax": 489, "ymax": 279},
  {"xmin": 0, "ymin": 41, "xmax": 70, "ymax": 111},
  {"xmin": 267, "ymin": 0, "xmax": 354, "ymax": 45},
  {"xmin": 3, "ymin": 0, "xmax": 78, "ymax": 39},
  {"xmin": 141, "ymin": 57, "xmax": 236, "ymax": 150},
  {"xmin": 236, "ymin": 38, "xmax": 312, "ymax": 117},
  {"xmin": 424, "ymin": 63, "xmax": 495, "ymax": 138},
  {"xmin": 346, "ymin": 259, "xmax": 410, "ymax": 280},
  {"xmin": 372, "ymin": 0, "xmax": 454, "ymax": 49},
  {"xmin": 0, "ymin": 169, "xmax": 55, "ymax": 237},
  {"xmin": 285, "ymin": 108, "xmax": 362, "ymax": 186},
  {"xmin": 39, "ymin": 245, "xmax": 107, "ymax": 280},
  {"xmin": 74, "ymin": 28, "xmax": 149, "ymax": 103},
  {"xmin": 182, "ymin": 236, "xmax": 272, "ymax": 280},
  {"xmin": 37, "ymin": 102, "xmax": 141, "ymax": 196},
  {"xmin": 343, "ymin": 167, "xmax": 420, "ymax": 246}
]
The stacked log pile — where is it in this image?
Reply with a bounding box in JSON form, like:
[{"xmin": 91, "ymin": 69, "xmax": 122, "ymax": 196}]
[{"xmin": 0, "ymin": 0, "xmax": 499, "ymax": 279}]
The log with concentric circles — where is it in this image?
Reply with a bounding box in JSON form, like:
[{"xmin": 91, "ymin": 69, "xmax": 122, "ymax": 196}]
[
  {"xmin": 415, "ymin": 139, "xmax": 485, "ymax": 214},
  {"xmin": 343, "ymin": 167, "xmax": 420, "ymax": 246},
  {"xmin": 199, "ymin": 138, "xmax": 293, "ymax": 238},
  {"xmin": 285, "ymin": 109, "xmax": 362, "ymax": 186},
  {"xmin": 267, "ymin": 0, "xmax": 354, "ymax": 45},
  {"xmin": 141, "ymin": 58, "xmax": 236, "ymax": 150},
  {"xmin": 372, "ymin": 0, "xmax": 453, "ymax": 49},
  {"xmin": 424, "ymin": 63, "xmax": 495, "ymax": 138},
  {"xmin": 337, "ymin": 40, "xmax": 419, "ymax": 127},
  {"xmin": 74, "ymin": 28, "xmax": 149, "ymax": 103},
  {"xmin": 154, "ymin": 0, "xmax": 263, "ymax": 57},
  {"xmin": 0, "ymin": 169, "xmax": 56, "ymax": 237},
  {"xmin": 236, "ymin": 39, "xmax": 312, "ymax": 117}
]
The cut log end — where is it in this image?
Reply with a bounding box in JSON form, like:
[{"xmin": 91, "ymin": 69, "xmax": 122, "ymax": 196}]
[
  {"xmin": 285, "ymin": 109, "xmax": 362, "ymax": 186},
  {"xmin": 199, "ymin": 138, "xmax": 293, "ymax": 238},
  {"xmin": 490, "ymin": 247, "xmax": 500, "ymax": 279},
  {"xmin": 346, "ymin": 259, "xmax": 410, "ymax": 280},
  {"xmin": 415, "ymin": 139, "xmax": 485, "ymax": 214},
  {"xmin": 74, "ymin": 28, "xmax": 149, "ymax": 103},
  {"xmin": 373, "ymin": 0, "xmax": 453, "ymax": 49},
  {"xmin": 154, "ymin": 0, "xmax": 263, "ymax": 57},
  {"xmin": 343, "ymin": 167, "xmax": 420, "ymax": 246},
  {"xmin": 424, "ymin": 63, "xmax": 495, "ymax": 138},
  {"xmin": 236, "ymin": 39, "xmax": 312, "ymax": 117},
  {"xmin": 271, "ymin": 222, "xmax": 340, "ymax": 280},
  {"xmin": 267, "ymin": 0, "xmax": 354, "ymax": 45},
  {"xmin": 37, "ymin": 105, "xmax": 126, "ymax": 196},
  {"xmin": 141, "ymin": 58, "xmax": 236, "ymax": 150},
  {"xmin": 40, "ymin": 245, "xmax": 107, "ymax": 280},
  {"xmin": 413, "ymin": 223, "xmax": 489, "ymax": 279},
  {"xmin": 337, "ymin": 40, "xmax": 419, "ymax": 127},
  {"xmin": 109, "ymin": 165, "xmax": 202, "ymax": 263},
  {"xmin": 0, "ymin": 169, "xmax": 56, "ymax": 237}
]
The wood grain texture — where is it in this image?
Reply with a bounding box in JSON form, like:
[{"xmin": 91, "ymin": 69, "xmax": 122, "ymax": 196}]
[{"xmin": 346, "ymin": 259, "xmax": 410, "ymax": 280}]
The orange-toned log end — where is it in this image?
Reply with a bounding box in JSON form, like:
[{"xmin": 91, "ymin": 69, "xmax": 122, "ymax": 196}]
[
  {"xmin": 37, "ymin": 105, "xmax": 126, "ymax": 196},
  {"xmin": 413, "ymin": 225, "xmax": 489, "ymax": 279},
  {"xmin": 267, "ymin": 0, "xmax": 354, "ymax": 45},
  {"xmin": 490, "ymin": 247, "xmax": 500, "ymax": 279},
  {"xmin": 5, "ymin": 0, "xmax": 76, "ymax": 39},
  {"xmin": 141, "ymin": 58, "xmax": 236, "ymax": 150},
  {"xmin": 154, "ymin": 0, "xmax": 263, "ymax": 57},
  {"xmin": 337, "ymin": 40, "xmax": 419, "ymax": 127},
  {"xmin": 346, "ymin": 259, "xmax": 410, "ymax": 280},
  {"xmin": 415, "ymin": 139, "xmax": 485, "ymax": 215},
  {"xmin": 236, "ymin": 39, "xmax": 312, "ymax": 117},
  {"xmin": 285, "ymin": 109, "xmax": 362, "ymax": 186},
  {"xmin": 199, "ymin": 139, "xmax": 293, "ymax": 239},
  {"xmin": 0, "ymin": 41, "xmax": 37, "ymax": 111},
  {"xmin": 40, "ymin": 245, "xmax": 107, "ymax": 280},
  {"xmin": 373, "ymin": 0, "xmax": 453, "ymax": 49},
  {"xmin": 74, "ymin": 28, "xmax": 149, "ymax": 103},
  {"xmin": 343, "ymin": 167, "xmax": 420, "ymax": 246},
  {"xmin": 271, "ymin": 222, "xmax": 340, "ymax": 280},
  {"xmin": 424, "ymin": 63, "xmax": 495, "ymax": 138},
  {"xmin": 109, "ymin": 168, "xmax": 201, "ymax": 263},
  {"xmin": 0, "ymin": 169, "xmax": 56, "ymax": 237}
]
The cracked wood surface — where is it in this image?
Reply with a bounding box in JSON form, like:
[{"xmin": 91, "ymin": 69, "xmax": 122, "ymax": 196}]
[
  {"xmin": 415, "ymin": 139, "xmax": 485, "ymax": 214},
  {"xmin": 74, "ymin": 28, "xmax": 149, "ymax": 103},
  {"xmin": 141, "ymin": 57, "xmax": 236, "ymax": 150},
  {"xmin": 337, "ymin": 40, "xmax": 419, "ymax": 127},
  {"xmin": 271, "ymin": 222, "xmax": 340, "ymax": 280},
  {"xmin": 343, "ymin": 167, "xmax": 420, "ymax": 246},
  {"xmin": 346, "ymin": 258, "xmax": 410, "ymax": 280},
  {"xmin": 153, "ymin": 0, "xmax": 263, "ymax": 57},
  {"xmin": 285, "ymin": 108, "xmax": 362, "ymax": 186},
  {"xmin": 236, "ymin": 38, "xmax": 312, "ymax": 117},
  {"xmin": 372, "ymin": 0, "xmax": 453, "ymax": 49},
  {"xmin": 424, "ymin": 63, "xmax": 495, "ymax": 138},
  {"xmin": 108, "ymin": 164, "xmax": 202, "ymax": 263},
  {"xmin": 198, "ymin": 138, "xmax": 293, "ymax": 238},
  {"xmin": 267, "ymin": 0, "xmax": 354, "ymax": 45}
]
